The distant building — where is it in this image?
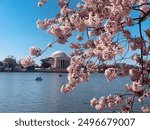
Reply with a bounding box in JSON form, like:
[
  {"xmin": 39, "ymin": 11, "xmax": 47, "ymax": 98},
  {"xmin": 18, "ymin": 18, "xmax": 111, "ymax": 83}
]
[
  {"xmin": 3, "ymin": 56, "xmax": 17, "ymax": 71},
  {"xmin": 41, "ymin": 51, "xmax": 70, "ymax": 68},
  {"xmin": 0, "ymin": 61, "xmax": 4, "ymax": 71}
]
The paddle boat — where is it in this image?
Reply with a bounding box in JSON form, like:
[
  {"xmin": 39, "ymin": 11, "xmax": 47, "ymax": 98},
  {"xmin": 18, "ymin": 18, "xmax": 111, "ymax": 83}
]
[{"xmin": 35, "ymin": 77, "xmax": 43, "ymax": 81}]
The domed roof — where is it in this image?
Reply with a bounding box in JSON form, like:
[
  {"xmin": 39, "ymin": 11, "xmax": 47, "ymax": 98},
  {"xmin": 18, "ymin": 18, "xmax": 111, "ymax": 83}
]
[{"xmin": 51, "ymin": 51, "xmax": 70, "ymax": 59}]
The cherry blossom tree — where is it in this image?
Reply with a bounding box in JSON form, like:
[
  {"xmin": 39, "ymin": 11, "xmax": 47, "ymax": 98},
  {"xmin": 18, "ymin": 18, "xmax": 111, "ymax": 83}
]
[{"xmin": 21, "ymin": 0, "xmax": 150, "ymax": 112}]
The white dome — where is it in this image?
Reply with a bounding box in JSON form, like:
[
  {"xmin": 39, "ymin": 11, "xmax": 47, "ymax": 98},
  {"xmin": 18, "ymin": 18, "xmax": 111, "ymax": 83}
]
[{"xmin": 51, "ymin": 51, "xmax": 69, "ymax": 59}]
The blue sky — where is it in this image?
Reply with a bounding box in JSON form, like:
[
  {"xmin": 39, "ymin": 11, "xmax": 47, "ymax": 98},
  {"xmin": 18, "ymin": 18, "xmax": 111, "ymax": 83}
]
[
  {"xmin": 0, "ymin": 0, "xmax": 149, "ymax": 65},
  {"xmin": 0, "ymin": 0, "xmax": 79, "ymax": 64}
]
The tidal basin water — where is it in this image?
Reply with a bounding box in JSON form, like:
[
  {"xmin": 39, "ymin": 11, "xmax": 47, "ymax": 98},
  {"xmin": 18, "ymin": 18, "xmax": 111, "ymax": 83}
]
[{"xmin": 0, "ymin": 72, "xmax": 149, "ymax": 113}]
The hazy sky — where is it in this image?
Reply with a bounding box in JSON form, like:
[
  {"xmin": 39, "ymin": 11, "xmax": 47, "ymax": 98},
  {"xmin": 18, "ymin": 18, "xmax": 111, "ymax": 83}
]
[{"xmin": 0, "ymin": 0, "xmax": 150, "ymax": 65}]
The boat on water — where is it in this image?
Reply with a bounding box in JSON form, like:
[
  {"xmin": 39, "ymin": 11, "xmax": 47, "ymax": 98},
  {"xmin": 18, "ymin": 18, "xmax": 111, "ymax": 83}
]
[{"xmin": 35, "ymin": 77, "xmax": 43, "ymax": 81}]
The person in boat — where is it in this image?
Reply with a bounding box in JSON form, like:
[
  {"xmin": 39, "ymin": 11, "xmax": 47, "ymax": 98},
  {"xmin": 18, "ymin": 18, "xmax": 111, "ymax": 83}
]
[
  {"xmin": 35, "ymin": 76, "xmax": 42, "ymax": 81},
  {"xmin": 39, "ymin": 77, "xmax": 42, "ymax": 80}
]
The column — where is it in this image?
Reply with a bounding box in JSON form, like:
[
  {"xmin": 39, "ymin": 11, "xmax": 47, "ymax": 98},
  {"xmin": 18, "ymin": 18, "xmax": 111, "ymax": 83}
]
[
  {"xmin": 59, "ymin": 60, "xmax": 61, "ymax": 67},
  {"xmin": 54, "ymin": 58, "xmax": 57, "ymax": 68},
  {"xmin": 63, "ymin": 60, "xmax": 65, "ymax": 67}
]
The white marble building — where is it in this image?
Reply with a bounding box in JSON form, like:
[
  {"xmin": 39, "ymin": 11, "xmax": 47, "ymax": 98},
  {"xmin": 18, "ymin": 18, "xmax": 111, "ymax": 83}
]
[{"xmin": 49, "ymin": 51, "xmax": 70, "ymax": 68}]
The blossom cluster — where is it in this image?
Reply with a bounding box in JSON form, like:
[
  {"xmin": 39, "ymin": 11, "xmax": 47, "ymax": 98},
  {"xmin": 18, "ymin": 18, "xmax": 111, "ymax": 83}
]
[
  {"xmin": 104, "ymin": 68, "xmax": 118, "ymax": 81},
  {"xmin": 29, "ymin": 46, "xmax": 42, "ymax": 57},
  {"xmin": 61, "ymin": 55, "xmax": 90, "ymax": 93},
  {"xmin": 21, "ymin": 57, "xmax": 35, "ymax": 68},
  {"xmin": 22, "ymin": 0, "xmax": 150, "ymax": 112},
  {"xmin": 21, "ymin": 46, "xmax": 42, "ymax": 68},
  {"xmin": 90, "ymin": 95, "xmax": 122, "ymax": 111}
]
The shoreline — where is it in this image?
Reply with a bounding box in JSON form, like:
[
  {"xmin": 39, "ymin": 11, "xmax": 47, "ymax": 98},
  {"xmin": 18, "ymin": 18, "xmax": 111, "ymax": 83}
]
[
  {"xmin": 0, "ymin": 70, "xmax": 105, "ymax": 73},
  {"xmin": 0, "ymin": 70, "xmax": 68, "ymax": 73}
]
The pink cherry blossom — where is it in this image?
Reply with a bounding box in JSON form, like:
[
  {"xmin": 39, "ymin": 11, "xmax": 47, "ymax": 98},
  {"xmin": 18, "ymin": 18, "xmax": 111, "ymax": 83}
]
[
  {"xmin": 60, "ymin": 85, "xmax": 70, "ymax": 93},
  {"xmin": 145, "ymin": 28, "xmax": 150, "ymax": 41},
  {"xmin": 126, "ymin": 97, "xmax": 134, "ymax": 105},
  {"xmin": 29, "ymin": 46, "xmax": 42, "ymax": 57},
  {"xmin": 105, "ymin": 68, "xmax": 118, "ymax": 81},
  {"xmin": 121, "ymin": 105, "xmax": 131, "ymax": 113},
  {"xmin": 58, "ymin": 0, "xmax": 69, "ymax": 8},
  {"xmin": 115, "ymin": 95, "xmax": 122, "ymax": 104},
  {"xmin": 76, "ymin": 35, "xmax": 83, "ymax": 41},
  {"xmin": 131, "ymin": 81, "xmax": 143, "ymax": 93},
  {"xmin": 90, "ymin": 98, "xmax": 98, "ymax": 107},
  {"xmin": 141, "ymin": 106, "xmax": 149, "ymax": 113},
  {"xmin": 36, "ymin": 19, "xmax": 48, "ymax": 30},
  {"xmin": 95, "ymin": 104, "xmax": 106, "ymax": 111},
  {"xmin": 21, "ymin": 57, "xmax": 35, "ymax": 68},
  {"xmin": 38, "ymin": 0, "xmax": 47, "ymax": 7},
  {"xmin": 108, "ymin": 103, "xmax": 114, "ymax": 109},
  {"xmin": 70, "ymin": 43, "xmax": 81, "ymax": 49}
]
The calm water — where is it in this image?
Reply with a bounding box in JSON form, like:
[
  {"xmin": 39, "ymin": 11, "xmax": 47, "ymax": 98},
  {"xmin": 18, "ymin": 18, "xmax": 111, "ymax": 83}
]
[{"xmin": 0, "ymin": 72, "xmax": 149, "ymax": 113}]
